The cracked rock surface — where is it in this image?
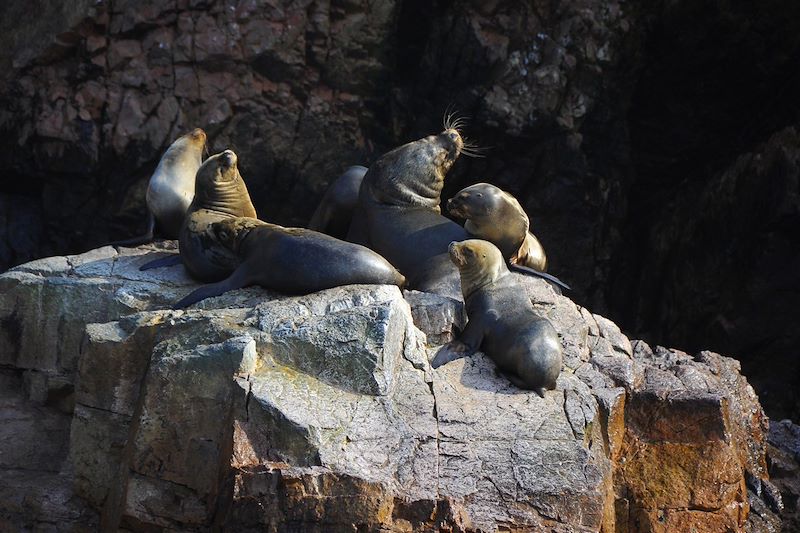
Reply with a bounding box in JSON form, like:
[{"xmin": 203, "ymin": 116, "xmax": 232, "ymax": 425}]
[{"xmin": 0, "ymin": 244, "xmax": 782, "ymax": 531}]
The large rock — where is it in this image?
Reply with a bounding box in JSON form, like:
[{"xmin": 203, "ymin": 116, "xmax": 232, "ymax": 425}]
[{"xmin": 0, "ymin": 245, "xmax": 782, "ymax": 531}]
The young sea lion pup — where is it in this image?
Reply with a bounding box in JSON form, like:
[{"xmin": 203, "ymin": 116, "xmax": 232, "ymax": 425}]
[
  {"xmin": 431, "ymin": 239, "xmax": 563, "ymax": 397},
  {"xmin": 114, "ymin": 128, "xmax": 207, "ymax": 246},
  {"xmin": 447, "ymin": 183, "xmax": 570, "ymax": 290},
  {"xmin": 173, "ymin": 150, "xmax": 404, "ymax": 308}
]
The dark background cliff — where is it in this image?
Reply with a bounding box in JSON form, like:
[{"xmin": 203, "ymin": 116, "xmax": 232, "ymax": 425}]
[{"xmin": 0, "ymin": 0, "xmax": 798, "ymax": 419}]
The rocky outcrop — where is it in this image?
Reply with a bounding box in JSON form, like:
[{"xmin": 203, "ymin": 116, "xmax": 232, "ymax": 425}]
[
  {"xmin": 3, "ymin": 0, "xmax": 800, "ymax": 427},
  {"xmin": 0, "ymin": 245, "xmax": 782, "ymax": 531}
]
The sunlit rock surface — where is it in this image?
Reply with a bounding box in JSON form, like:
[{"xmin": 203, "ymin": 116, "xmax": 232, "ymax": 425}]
[{"xmin": 0, "ymin": 244, "xmax": 782, "ymax": 531}]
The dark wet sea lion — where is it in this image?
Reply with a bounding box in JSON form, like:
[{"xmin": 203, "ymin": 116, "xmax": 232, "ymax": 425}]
[
  {"xmin": 113, "ymin": 128, "xmax": 207, "ymax": 246},
  {"xmin": 174, "ymin": 217, "xmax": 406, "ymax": 308},
  {"xmin": 308, "ymin": 165, "xmax": 367, "ymax": 239},
  {"xmin": 347, "ymin": 128, "xmax": 469, "ymax": 299},
  {"xmin": 431, "ymin": 239, "xmax": 563, "ymax": 397}
]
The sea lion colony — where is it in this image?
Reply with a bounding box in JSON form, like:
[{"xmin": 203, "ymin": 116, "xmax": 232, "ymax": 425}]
[{"xmin": 126, "ymin": 115, "xmax": 566, "ymax": 392}]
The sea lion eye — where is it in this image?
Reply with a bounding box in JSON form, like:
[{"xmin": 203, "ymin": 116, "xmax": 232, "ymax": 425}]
[
  {"xmin": 476, "ymin": 193, "xmax": 483, "ymax": 198},
  {"xmin": 448, "ymin": 132, "xmax": 458, "ymax": 141}
]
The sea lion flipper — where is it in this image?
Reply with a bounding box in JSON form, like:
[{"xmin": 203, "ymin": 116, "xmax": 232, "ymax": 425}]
[
  {"xmin": 139, "ymin": 253, "xmax": 182, "ymax": 271},
  {"xmin": 508, "ymin": 264, "xmax": 571, "ymax": 291},
  {"xmin": 173, "ymin": 267, "xmax": 252, "ymax": 309},
  {"xmin": 431, "ymin": 340, "xmax": 478, "ymax": 368},
  {"xmin": 431, "ymin": 318, "xmax": 483, "ymax": 368}
]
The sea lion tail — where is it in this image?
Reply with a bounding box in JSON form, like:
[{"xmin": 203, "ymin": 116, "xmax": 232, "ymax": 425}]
[{"xmin": 508, "ymin": 264, "xmax": 571, "ymax": 291}]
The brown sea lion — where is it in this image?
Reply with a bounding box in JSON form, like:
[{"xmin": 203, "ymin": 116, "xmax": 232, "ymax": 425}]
[
  {"xmin": 347, "ymin": 128, "xmax": 469, "ymax": 299},
  {"xmin": 308, "ymin": 165, "xmax": 368, "ymax": 239},
  {"xmin": 447, "ymin": 182, "xmax": 547, "ymax": 270},
  {"xmin": 447, "ymin": 183, "xmax": 570, "ymax": 290},
  {"xmin": 178, "ymin": 149, "xmax": 257, "ymax": 282},
  {"xmin": 114, "ymin": 128, "xmax": 207, "ymax": 246},
  {"xmin": 431, "ymin": 239, "xmax": 563, "ymax": 397},
  {"xmin": 173, "ymin": 150, "xmax": 405, "ymax": 308}
]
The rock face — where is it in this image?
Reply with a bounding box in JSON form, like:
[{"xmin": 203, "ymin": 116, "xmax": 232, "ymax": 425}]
[{"xmin": 0, "ymin": 245, "xmax": 782, "ymax": 531}]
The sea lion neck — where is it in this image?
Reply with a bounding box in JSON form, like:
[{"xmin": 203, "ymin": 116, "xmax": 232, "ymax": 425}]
[
  {"xmin": 459, "ymin": 260, "xmax": 508, "ymax": 299},
  {"xmin": 450, "ymin": 240, "xmax": 509, "ymax": 299},
  {"xmin": 192, "ymin": 152, "xmax": 257, "ymax": 218}
]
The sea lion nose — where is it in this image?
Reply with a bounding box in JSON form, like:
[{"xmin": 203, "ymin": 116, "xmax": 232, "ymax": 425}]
[
  {"xmin": 191, "ymin": 128, "xmax": 207, "ymax": 141},
  {"xmin": 448, "ymin": 241, "xmax": 459, "ymax": 254},
  {"xmin": 220, "ymin": 150, "xmax": 237, "ymax": 167}
]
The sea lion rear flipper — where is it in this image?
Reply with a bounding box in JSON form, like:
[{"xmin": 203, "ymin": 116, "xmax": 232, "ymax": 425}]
[
  {"xmin": 173, "ymin": 267, "xmax": 251, "ymax": 309},
  {"xmin": 509, "ymin": 264, "xmax": 571, "ymax": 291},
  {"xmin": 139, "ymin": 253, "xmax": 182, "ymax": 271}
]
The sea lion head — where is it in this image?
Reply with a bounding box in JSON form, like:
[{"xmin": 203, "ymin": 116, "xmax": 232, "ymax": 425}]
[
  {"xmin": 170, "ymin": 127, "xmax": 207, "ymax": 154},
  {"xmin": 186, "ymin": 127, "xmax": 207, "ymax": 145},
  {"xmin": 447, "ymin": 182, "xmax": 504, "ymax": 220},
  {"xmin": 448, "ymin": 239, "xmax": 508, "ymax": 298},
  {"xmin": 193, "ymin": 149, "xmax": 256, "ymax": 217},
  {"xmin": 366, "ymin": 128, "xmax": 463, "ymax": 209}
]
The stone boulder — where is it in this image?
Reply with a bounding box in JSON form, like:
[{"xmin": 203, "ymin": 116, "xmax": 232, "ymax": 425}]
[{"xmin": 0, "ymin": 244, "xmax": 782, "ymax": 531}]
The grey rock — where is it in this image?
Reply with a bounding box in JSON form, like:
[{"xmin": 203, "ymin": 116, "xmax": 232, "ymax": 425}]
[{"xmin": 0, "ymin": 247, "xmax": 780, "ymax": 531}]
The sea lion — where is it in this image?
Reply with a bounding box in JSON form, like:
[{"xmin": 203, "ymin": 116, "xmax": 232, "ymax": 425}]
[
  {"xmin": 178, "ymin": 149, "xmax": 258, "ymax": 282},
  {"xmin": 447, "ymin": 182, "xmax": 546, "ymax": 271},
  {"xmin": 114, "ymin": 128, "xmax": 207, "ymax": 246},
  {"xmin": 308, "ymin": 165, "xmax": 367, "ymax": 239},
  {"xmin": 174, "ymin": 217, "xmax": 406, "ymax": 308},
  {"xmin": 174, "ymin": 150, "xmax": 405, "ymax": 307},
  {"xmin": 347, "ymin": 127, "xmax": 469, "ymax": 299},
  {"xmin": 431, "ymin": 239, "xmax": 563, "ymax": 397},
  {"xmin": 447, "ymin": 183, "xmax": 570, "ymax": 290}
]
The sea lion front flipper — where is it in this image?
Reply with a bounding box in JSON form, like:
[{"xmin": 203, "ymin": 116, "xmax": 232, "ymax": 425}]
[
  {"xmin": 508, "ymin": 263, "xmax": 571, "ymax": 291},
  {"xmin": 173, "ymin": 266, "xmax": 252, "ymax": 309},
  {"xmin": 431, "ymin": 318, "xmax": 483, "ymax": 368},
  {"xmin": 139, "ymin": 253, "xmax": 182, "ymax": 271},
  {"xmin": 431, "ymin": 340, "xmax": 478, "ymax": 368}
]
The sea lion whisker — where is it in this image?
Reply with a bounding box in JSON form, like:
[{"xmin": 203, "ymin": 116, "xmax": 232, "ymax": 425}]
[
  {"xmin": 450, "ymin": 116, "xmax": 468, "ymax": 131},
  {"xmin": 461, "ymin": 138, "xmax": 487, "ymax": 151},
  {"xmin": 443, "ymin": 104, "xmax": 456, "ymax": 130}
]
